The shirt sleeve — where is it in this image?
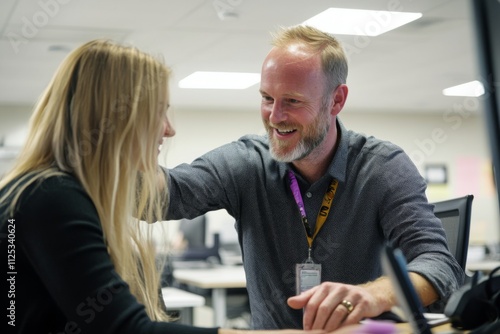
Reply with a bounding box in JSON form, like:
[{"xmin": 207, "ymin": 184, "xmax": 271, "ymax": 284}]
[
  {"xmin": 375, "ymin": 148, "xmax": 465, "ymax": 301},
  {"xmin": 15, "ymin": 176, "xmax": 218, "ymax": 334},
  {"xmin": 165, "ymin": 138, "xmax": 254, "ymax": 220}
]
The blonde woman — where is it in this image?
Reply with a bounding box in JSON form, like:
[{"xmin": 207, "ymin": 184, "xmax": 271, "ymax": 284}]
[{"xmin": 0, "ymin": 40, "xmax": 320, "ymax": 334}]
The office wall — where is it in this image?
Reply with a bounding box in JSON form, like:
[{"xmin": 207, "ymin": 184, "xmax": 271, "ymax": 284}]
[
  {"xmin": 1, "ymin": 104, "xmax": 498, "ymax": 244},
  {"xmin": 0, "ymin": 106, "xmax": 32, "ymax": 175}
]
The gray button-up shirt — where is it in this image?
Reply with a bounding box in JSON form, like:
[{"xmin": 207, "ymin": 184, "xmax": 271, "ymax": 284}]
[{"xmin": 165, "ymin": 119, "xmax": 464, "ymax": 329}]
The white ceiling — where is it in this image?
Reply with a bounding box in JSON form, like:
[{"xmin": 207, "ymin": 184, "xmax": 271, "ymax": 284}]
[{"xmin": 0, "ymin": 0, "xmax": 480, "ymax": 114}]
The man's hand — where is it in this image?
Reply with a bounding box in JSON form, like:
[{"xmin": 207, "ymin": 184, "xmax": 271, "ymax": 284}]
[
  {"xmin": 287, "ymin": 282, "xmax": 388, "ymax": 331},
  {"xmin": 287, "ymin": 274, "xmax": 438, "ymax": 332}
]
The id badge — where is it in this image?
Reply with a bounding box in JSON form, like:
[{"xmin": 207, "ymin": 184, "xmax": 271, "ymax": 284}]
[{"xmin": 295, "ymin": 263, "xmax": 321, "ymax": 294}]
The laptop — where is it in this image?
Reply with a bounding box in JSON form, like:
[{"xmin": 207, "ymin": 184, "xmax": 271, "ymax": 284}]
[{"xmin": 381, "ymin": 243, "xmax": 450, "ymax": 333}]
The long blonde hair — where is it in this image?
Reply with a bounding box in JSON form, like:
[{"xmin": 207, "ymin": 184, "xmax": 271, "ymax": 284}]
[{"xmin": 0, "ymin": 39, "xmax": 170, "ymax": 321}]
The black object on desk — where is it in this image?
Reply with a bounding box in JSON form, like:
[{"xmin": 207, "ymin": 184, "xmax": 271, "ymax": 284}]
[
  {"xmin": 445, "ymin": 268, "xmax": 500, "ymax": 331},
  {"xmin": 382, "ymin": 243, "xmax": 433, "ymax": 334}
]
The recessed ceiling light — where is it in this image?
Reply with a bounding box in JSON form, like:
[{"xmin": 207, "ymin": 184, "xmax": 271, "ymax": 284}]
[
  {"xmin": 442, "ymin": 80, "xmax": 485, "ymax": 97},
  {"xmin": 302, "ymin": 8, "xmax": 422, "ymax": 36},
  {"xmin": 178, "ymin": 71, "xmax": 260, "ymax": 89}
]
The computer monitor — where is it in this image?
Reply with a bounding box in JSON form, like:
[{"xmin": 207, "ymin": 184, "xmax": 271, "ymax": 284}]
[
  {"xmin": 179, "ymin": 215, "xmax": 207, "ymax": 248},
  {"xmin": 471, "ymin": 0, "xmax": 500, "ymax": 219}
]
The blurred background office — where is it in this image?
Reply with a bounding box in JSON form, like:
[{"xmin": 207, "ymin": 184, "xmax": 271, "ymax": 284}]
[{"xmin": 1, "ymin": 0, "xmax": 499, "ymax": 327}]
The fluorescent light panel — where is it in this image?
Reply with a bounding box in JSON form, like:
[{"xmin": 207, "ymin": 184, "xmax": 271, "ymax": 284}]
[
  {"xmin": 179, "ymin": 71, "xmax": 260, "ymax": 89},
  {"xmin": 302, "ymin": 8, "xmax": 422, "ymax": 36},
  {"xmin": 442, "ymin": 80, "xmax": 485, "ymax": 97}
]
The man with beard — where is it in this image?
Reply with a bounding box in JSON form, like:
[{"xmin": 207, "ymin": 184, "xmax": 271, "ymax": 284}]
[{"xmin": 163, "ymin": 25, "xmax": 463, "ymax": 331}]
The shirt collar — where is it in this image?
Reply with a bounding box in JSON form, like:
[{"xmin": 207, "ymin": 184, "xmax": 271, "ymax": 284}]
[{"xmin": 327, "ymin": 118, "xmax": 348, "ymax": 184}]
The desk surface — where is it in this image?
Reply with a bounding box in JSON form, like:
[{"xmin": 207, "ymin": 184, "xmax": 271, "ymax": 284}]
[
  {"xmin": 467, "ymin": 259, "xmax": 500, "ymax": 273},
  {"xmin": 161, "ymin": 287, "xmax": 206, "ymax": 309},
  {"xmin": 173, "ymin": 265, "xmax": 246, "ymax": 289}
]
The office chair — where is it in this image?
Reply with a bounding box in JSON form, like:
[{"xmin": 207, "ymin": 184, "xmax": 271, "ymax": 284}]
[
  {"xmin": 432, "ymin": 194, "xmax": 474, "ymax": 272},
  {"xmin": 424, "ymin": 195, "xmax": 474, "ymax": 314}
]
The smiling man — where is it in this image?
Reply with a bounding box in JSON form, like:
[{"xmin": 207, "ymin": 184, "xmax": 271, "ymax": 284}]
[{"xmin": 164, "ymin": 25, "xmax": 464, "ymax": 331}]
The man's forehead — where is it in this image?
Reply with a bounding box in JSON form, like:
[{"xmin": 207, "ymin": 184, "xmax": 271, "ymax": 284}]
[{"xmin": 265, "ymin": 44, "xmax": 320, "ymax": 69}]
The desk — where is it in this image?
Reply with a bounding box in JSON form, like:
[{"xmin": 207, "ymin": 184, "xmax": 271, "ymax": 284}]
[
  {"xmin": 173, "ymin": 265, "xmax": 246, "ymax": 327},
  {"xmin": 467, "ymin": 260, "xmax": 500, "ymax": 274},
  {"xmin": 162, "ymin": 287, "xmax": 206, "ymax": 325}
]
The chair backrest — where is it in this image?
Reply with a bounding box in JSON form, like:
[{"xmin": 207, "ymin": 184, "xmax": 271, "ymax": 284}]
[{"xmin": 431, "ymin": 194, "xmax": 474, "ymax": 270}]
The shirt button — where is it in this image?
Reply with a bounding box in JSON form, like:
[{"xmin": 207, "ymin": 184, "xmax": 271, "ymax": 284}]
[{"xmin": 306, "ymin": 192, "xmax": 312, "ymax": 198}]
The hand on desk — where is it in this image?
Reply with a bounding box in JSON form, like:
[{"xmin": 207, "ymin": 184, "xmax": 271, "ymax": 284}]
[{"xmin": 287, "ymin": 282, "xmax": 387, "ymax": 332}]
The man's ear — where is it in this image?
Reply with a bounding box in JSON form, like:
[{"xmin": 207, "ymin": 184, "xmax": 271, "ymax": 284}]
[{"xmin": 330, "ymin": 84, "xmax": 348, "ymax": 116}]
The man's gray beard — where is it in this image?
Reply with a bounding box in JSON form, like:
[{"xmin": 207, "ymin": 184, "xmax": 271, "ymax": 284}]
[
  {"xmin": 270, "ymin": 139, "xmax": 309, "ymax": 162},
  {"xmin": 269, "ymin": 122, "xmax": 329, "ymax": 163}
]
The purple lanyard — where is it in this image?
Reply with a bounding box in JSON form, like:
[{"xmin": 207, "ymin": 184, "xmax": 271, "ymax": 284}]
[
  {"xmin": 288, "ymin": 170, "xmax": 313, "ymax": 238},
  {"xmin": 288, "ymin": 169, "xmax": 339, "ymax": 249}
]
